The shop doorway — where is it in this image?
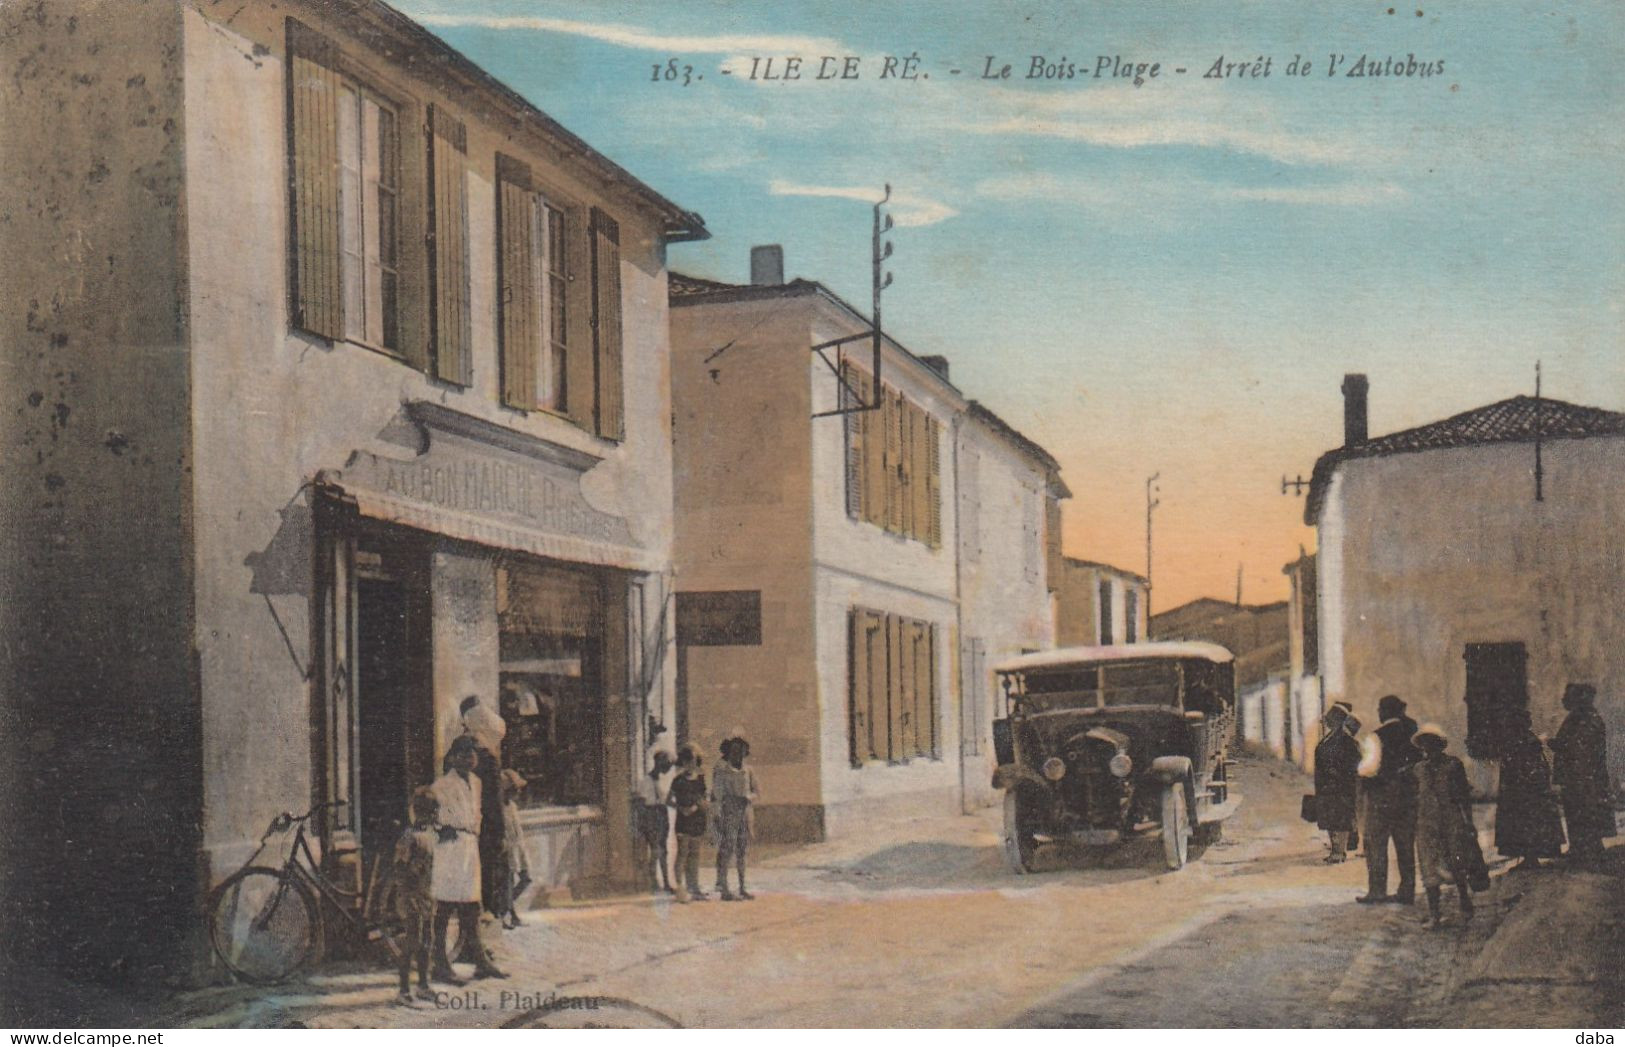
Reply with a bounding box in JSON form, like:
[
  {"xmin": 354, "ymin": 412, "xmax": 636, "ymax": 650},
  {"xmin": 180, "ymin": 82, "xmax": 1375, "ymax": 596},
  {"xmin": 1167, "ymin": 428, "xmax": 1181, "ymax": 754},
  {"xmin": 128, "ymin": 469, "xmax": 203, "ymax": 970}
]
[{"xmin": 353, "ymin": 545, "xmax": 433, "ymax": 858}]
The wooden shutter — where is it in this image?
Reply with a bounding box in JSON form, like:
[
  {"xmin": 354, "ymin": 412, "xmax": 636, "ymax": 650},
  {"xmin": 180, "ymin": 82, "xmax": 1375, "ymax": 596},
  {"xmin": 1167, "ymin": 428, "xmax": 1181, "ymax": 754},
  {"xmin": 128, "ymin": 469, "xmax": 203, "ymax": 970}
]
[
  {"xmin": 848, "ymin": 609, "xmax": 865, "ymax": 766},
  {"xmin": 496, "ymin": 155, "xmax": 537, "ymax": 409},
  {"xmin": 923, "ymin": 624, "xmax": 938, "ymax": 756},
  {"xmin": 842, "ymin": 362, "xmax": 862, "ymax": 519},
  {"xmin": 926, "ymin": 416, "xmax": 942, "ymax": 548},
  {"xmin": 286, "ymin": 20, "xmax": 341, "ymax": 340},
  {"xmin": 590, "ymin": 207, "xmax": 624, "ymax": 440},
  {"xmin": 900, "ymin": 619, "xmax": 920, "ymax": 758},
  {"xmin": 564, "ymin": 207, "xmax": 595, "ymax": 429},
  {"xmin": 861, "ymin": 372, "xmax": 884, "ymax": 526},
  {"xmin": 888, "ymin": 391, "xmax": 906, "ymax": 534},
  {"xmin": 427, "ymin": 106, "xmax": 469, "ymax": 384}
]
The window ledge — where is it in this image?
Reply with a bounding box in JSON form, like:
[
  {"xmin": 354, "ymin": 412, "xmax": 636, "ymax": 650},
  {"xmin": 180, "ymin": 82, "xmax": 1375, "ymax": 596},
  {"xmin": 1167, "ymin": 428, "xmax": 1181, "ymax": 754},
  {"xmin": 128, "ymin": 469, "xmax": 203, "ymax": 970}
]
[{"xmin": 517, "ymin": 804, "xmax": 604, "ymax": 829}]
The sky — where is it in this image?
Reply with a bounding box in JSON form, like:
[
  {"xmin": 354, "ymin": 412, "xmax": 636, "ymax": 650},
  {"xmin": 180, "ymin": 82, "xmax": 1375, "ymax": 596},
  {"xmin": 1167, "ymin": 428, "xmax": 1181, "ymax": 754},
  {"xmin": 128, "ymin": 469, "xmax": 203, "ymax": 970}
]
[{"xmin": 393, "ymin": 0, "xmax": 1625, "ymax": 610}]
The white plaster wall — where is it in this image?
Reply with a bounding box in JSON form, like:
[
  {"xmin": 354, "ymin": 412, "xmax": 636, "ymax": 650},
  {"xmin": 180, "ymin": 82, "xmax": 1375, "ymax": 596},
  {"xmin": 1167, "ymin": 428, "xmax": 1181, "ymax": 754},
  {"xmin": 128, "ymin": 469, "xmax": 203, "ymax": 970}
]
[
  {"xmin": 954, "ymin": 416, "xmax": 1057, "ymax": 808},
  {"xmin": 812, "ymin": 568, "xmax": 960, "ymax": 833},
  {"xmin": 183, "ymin": 9, "xmax": 678, "ymax": 873},
  {"xmin": 431, "ymin": 550, "xmax": 500, "ymax": 757},
  {"xmin": 807, "ymin": 302, "xmax": 962, "ymax": 823},
  {"xmin": 1319, "ymin": 436, "xmax": 1625, "ymax": 788}
]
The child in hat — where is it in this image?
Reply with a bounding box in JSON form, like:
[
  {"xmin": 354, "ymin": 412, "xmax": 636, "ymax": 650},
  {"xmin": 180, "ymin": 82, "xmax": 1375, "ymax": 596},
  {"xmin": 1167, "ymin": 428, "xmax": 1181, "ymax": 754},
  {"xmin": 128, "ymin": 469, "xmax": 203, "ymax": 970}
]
[
  {"xmin": 667, "ymin": 744, "xmax": 709, "ymax": 902},
  {"xmin": 392, "ymin": 787, "xmax": 439, "ymax": 1005},
  {"xmin": 500, "ymin": 769, "xmax": 532, "ymax": 928}
]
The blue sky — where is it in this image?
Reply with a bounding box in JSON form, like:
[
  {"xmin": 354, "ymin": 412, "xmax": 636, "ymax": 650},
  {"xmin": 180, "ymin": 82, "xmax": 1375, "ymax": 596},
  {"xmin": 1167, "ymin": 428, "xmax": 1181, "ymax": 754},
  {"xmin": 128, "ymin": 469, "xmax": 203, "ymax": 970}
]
[{"xmin": 394, "ymin": 0, "xmax": 1625, "ymax": 606}]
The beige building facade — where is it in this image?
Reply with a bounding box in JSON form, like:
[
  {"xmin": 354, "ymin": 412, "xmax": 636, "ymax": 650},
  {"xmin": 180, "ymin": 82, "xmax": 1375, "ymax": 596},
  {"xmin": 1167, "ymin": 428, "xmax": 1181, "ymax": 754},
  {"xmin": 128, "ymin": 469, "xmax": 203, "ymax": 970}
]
[
  {"xmin": 1054, "ymin": 558, "xmax": 1149, "ymax": 649},
  {"xmin": 1, "ymin": 0, "xmax": 702, "ymax": 985},
  {"xmin": 670, "ymin": 258, "xmax": 1064, "ymax": 838}
]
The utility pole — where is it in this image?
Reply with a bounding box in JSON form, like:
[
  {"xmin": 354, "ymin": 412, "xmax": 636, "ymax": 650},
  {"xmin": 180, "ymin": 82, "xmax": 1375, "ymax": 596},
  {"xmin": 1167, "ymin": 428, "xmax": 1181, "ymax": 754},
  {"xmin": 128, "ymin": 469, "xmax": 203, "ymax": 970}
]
[
  {"xmin": 1534, "ymin": 360, "xmax": 1544, "ymax": 502},
  {"xmin": 1235, "ymin": 563, "xmax": 1244, "ymax": 608},
  {"xmin": 1145, "ymin": 472, "xmax": 1161, "ymax": 621}
]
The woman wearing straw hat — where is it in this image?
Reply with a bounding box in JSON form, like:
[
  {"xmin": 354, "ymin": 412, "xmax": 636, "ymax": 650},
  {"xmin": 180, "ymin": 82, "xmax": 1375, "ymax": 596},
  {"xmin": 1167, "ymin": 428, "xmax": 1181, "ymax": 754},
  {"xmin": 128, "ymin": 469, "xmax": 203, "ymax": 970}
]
[{"xmin": 1411, "ymin": 724, "xmax": 1480, "ymax": 929}]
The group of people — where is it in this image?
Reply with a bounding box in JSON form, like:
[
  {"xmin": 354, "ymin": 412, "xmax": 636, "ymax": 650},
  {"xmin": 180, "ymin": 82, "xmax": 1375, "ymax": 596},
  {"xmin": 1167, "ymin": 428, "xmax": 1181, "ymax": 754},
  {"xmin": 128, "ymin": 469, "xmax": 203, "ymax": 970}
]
[
  {"xmin": 1313, "ymin": 684, "xmax": 1614, "ymax": 929},
  {"xmin": 638, "ymin": 736, "xmax": 761, "ymax": 902},
  {"xmin": 389, "ymin": 696, "xmax": 530, "ymax": 1006}
]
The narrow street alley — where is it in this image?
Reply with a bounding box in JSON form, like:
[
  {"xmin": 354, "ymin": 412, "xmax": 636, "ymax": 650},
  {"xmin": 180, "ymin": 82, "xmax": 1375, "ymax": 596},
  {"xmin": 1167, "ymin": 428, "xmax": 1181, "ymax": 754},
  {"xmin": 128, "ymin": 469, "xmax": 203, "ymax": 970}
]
[{"xmin": 156, "ymin": 754, "xmax": 1621, "ymax": 1029}]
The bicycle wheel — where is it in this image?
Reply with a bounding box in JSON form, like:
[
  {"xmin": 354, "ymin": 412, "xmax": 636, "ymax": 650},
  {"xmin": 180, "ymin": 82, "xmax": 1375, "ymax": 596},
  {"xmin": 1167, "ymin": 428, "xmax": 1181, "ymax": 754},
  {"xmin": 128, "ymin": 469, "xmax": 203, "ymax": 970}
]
[{"xmin": 208, "ymin": 866, "xmax": 320, "ymax": 983}]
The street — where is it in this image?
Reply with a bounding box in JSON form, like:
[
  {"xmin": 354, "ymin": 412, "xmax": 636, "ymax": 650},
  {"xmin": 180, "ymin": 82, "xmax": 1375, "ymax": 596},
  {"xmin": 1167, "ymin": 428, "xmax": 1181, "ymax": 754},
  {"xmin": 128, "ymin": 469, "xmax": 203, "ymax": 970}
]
[{"xmin": 163, "ymin": 753, "xmax": 1603, "ymax": 1030}]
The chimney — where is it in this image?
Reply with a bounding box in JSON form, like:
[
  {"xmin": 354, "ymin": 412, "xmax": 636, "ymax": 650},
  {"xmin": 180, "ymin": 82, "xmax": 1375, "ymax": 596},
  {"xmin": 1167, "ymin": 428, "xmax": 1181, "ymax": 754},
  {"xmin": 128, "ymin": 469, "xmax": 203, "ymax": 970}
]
[
  {"xmin": 749, "ymin": 244, "xmax": 784, "ymax": 286},
  {"xmin": 1341, "ymin": 373, "xmax": 1369, "ymax": 447},
  {"xmin": 920, "ymin": 355, "xmax": 950, "ymax": 381}
]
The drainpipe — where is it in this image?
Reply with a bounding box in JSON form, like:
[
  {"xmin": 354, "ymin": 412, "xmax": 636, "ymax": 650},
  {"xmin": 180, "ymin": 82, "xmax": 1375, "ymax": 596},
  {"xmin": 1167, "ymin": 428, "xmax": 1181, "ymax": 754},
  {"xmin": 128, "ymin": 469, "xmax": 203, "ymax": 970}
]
[{"xmin": 950, "ymin": 411, "xmax": 969, "ymax": 814}]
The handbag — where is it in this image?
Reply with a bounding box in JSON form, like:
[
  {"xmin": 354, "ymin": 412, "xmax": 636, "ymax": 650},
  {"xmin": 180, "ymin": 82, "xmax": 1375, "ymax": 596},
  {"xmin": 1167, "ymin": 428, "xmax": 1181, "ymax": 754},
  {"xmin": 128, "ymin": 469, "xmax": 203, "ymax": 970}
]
[{"xmin": 1300, "ymin": 794, "xmax": 1318, "ymax": 823}]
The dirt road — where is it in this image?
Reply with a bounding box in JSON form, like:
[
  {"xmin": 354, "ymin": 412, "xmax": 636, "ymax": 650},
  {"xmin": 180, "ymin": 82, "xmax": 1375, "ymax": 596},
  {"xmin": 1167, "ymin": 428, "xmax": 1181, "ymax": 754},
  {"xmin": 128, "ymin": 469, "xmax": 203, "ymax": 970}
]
[{"xmin": 169, "ymin": 755, "xmax": 1506, "ymax": 1028}]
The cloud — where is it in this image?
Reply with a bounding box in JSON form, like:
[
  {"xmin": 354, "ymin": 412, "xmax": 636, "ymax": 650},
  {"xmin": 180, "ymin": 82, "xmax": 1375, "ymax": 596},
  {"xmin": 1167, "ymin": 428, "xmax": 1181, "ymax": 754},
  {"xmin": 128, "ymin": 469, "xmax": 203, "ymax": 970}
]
[
  {"xmin": 409, "ymin": 13, "xmax": 843, "ymax": 58},
  {"xmin": 976, "ymin": 172, "xmax": 1405, "ymax": 213},
  {"xmin": 1221, "ymin": 183, "xmax": 1407, "ymax": 206},
  {"xmin": 768, "ymin": 179, "xmax": 959, "ymax": 227},
  {"xmin": 952, "ymin": 84, "xmax": 1372, "ymax": 168}
]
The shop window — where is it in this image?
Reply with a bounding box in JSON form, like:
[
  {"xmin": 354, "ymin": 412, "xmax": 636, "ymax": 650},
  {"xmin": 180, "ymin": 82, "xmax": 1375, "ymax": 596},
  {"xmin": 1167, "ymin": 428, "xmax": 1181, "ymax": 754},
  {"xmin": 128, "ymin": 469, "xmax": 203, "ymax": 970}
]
[{"xmin": 498, "ymin": 563, "xmax": 605, "ymax": 808}]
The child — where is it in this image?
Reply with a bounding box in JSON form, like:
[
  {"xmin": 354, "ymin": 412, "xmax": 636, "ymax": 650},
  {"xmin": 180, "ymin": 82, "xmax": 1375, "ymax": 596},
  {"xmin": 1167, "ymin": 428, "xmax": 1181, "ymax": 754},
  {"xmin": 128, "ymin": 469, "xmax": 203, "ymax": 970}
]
[
  {"xmin": 640, "ymin": 750, "xmax": 676, "ymax": 893},
  {"xmin": 667, "ymin": 744, "xmax": 708, "ymax": 902},
  {"xmin": 392, "ymin": 787, "xmax": 439, "ymax": 1005},
  {"xmin": 1411, "ymin": 725, "xmax": 1480, "ymax": 929},
  {"xmin": 711, "ymin": 737, "xmax": 760, "ymax": 901},
  {"xmin": 500, "ymin": 769, "xmax": 532, "ymax": 929}
]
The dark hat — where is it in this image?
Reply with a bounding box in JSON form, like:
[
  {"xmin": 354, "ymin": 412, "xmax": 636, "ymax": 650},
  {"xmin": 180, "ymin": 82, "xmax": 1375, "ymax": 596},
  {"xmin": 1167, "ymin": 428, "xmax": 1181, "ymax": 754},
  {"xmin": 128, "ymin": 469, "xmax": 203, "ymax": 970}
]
[
  {"xmin": 410, "ymin": 785, "xmax": 439, "ymax": 818},
  {"xmin": 1563, "ymin": 683, "xmax": 1597, "ymax": 708},
  {"xmin": 445, "ymin": 734, "xmax": 479, "ymax": 760},
  {"xmin": 1377, "ymin": 695, "xmax": 1407, "ymax": 720}
]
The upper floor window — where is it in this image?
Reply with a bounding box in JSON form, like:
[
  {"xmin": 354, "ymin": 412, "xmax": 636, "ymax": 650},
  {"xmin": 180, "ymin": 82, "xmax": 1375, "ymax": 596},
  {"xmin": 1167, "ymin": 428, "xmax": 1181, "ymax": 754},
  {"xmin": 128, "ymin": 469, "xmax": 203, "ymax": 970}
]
[
  {"xmin": 336, "ymin": 83, "xmax": 399, "ymax": 350},
  {"xmin": 497, "ymin": 154, "xmax": 623, "ymax": 438},
  {"xmin": 287, "ymin": 19, "xmax": 468, "ymax": 384},
  {"xmin": 841, "ymin": 363, "xmax": 941, "ymax": 547},
  {"xmin": 1098, "ymin": 579, "xmax": 1115, "ymax": 646}
]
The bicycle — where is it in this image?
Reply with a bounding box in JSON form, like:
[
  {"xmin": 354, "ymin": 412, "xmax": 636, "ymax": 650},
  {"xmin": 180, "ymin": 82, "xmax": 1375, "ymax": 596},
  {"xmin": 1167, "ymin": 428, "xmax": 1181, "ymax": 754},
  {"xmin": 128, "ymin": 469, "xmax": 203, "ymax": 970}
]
[{"xmin": 207, "ymin": 801, "xmax": 404, "ymax": 984}]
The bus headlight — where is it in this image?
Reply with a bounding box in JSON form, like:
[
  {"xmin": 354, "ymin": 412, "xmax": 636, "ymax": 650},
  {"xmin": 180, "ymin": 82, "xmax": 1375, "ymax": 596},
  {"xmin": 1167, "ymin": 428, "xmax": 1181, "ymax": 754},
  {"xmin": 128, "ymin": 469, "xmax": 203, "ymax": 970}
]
[
  {"xmin": 1108, "ymin": 753, "xmax": 1133, "ymax": 778},
  {"xmin": 1041, "ymin": 757, "xmax": 1067, "ymax": 781}
]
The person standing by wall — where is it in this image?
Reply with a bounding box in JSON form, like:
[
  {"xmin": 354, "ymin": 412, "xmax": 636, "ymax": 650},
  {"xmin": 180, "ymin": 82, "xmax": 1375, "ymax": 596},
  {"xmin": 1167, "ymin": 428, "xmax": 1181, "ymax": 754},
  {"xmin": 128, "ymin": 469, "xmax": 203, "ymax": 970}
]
[
  {"xmin": 711, "ymin": 737, "xmax": 760, "ymax": 900},
  {"xmin": 1552, "ymin": 683, "xmax": 1613, "ymax": 864},
  {"xmin": 1494, "ymin": 708, "xmax": 1565, "ymax": 871},
  {"xmin": 668, "ymin": 744, "xmax": 709, "ymax": 902},
  {"xmin": 1356, "ymin": 695, "xmax": 1421, "ymax": 904},
  {"xmin": 458, "ymin": 696, "xmax": 511, "ymax": 923},
  {"xmin": 1314, "ymin": 702, "xmax": 1361, "ymax": 863}
]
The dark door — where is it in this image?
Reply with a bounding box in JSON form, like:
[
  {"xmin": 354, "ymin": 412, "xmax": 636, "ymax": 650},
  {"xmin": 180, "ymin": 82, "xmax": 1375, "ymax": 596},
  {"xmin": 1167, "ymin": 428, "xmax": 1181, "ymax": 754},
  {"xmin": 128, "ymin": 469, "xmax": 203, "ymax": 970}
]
[
  {"xmin": 1464, "ymin": 641, "xmax": 1528, "ymax": 759},
  {"xmin": 357, "ymin": 578, "xmax": 411, "ymax": 857}
]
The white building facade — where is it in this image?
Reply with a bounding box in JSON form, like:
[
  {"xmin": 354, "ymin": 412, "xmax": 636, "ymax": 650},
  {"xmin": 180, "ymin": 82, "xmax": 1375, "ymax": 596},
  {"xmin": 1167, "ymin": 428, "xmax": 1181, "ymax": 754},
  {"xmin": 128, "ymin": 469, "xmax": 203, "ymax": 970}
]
[{"xmin": 1310, "ymin": 377, "xmax": 1625, "ymax": 794}]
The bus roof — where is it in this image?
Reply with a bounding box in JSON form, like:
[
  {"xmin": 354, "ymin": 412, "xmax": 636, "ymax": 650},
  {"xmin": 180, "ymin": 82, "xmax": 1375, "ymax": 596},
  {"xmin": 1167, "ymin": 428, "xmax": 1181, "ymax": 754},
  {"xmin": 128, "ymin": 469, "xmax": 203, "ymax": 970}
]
[{"xmin": 993, "ymin": 642, "xmax": 1235, "ymax": 674}]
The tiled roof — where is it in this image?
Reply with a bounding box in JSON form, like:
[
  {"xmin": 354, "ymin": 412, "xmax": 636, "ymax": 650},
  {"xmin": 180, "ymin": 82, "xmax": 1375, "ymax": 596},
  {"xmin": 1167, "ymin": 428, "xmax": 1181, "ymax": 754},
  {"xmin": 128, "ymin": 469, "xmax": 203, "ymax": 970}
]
[
  {"xmin": 667, "ymin": 271, "xmax": 820, "ymax": 302},
  {"xmin": 1305, "ymin": 395, "xmax": 1625, "ymax": 523}
]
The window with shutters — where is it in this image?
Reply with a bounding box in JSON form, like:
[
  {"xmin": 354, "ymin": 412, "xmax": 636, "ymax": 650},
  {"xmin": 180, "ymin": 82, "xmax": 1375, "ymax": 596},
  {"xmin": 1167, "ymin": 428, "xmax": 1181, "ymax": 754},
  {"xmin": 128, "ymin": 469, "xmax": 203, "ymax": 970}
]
[
  {"xmin": 848, "ymin": 606, "xmax": 939, "ymax": 766},
  {"xmin": 840, "ymin": 365, "xmax": 941, "ymax": 546},
  {"xmin": 286, "ymin": 19, "xmax": 433, "ymax": 371}
]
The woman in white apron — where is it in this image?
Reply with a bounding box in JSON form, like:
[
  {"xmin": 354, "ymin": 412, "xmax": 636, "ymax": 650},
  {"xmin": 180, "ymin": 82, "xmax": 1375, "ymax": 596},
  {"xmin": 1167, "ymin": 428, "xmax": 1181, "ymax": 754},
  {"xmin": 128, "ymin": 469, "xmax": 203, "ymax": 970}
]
[{"xmin": 431, "ymin": 735, "xmax": 506, "ymax": 983}]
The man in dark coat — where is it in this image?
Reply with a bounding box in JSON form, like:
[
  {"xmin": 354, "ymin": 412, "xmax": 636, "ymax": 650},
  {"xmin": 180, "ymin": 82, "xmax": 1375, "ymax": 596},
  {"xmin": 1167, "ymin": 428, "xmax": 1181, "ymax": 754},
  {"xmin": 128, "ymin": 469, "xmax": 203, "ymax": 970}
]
[
  {"xmin": 1315, "ymin": 702, "xmax": 1361, "ymax": 863},
  {"xmin": 1494, "ymin": 708, "xmax": 1564, "ymax": 869},
  {"xmin": 1356, "ymin": 695, "xmax": 1421, "ymax": 904},
  {"xmin": 1552, "ymin": 683, "xmax": 1613, "ymax": 863}
]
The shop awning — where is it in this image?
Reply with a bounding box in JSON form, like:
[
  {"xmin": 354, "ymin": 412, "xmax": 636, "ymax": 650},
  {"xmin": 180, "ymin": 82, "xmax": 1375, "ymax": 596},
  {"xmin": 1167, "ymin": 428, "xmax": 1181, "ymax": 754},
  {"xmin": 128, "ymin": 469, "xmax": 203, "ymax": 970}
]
[{"xmin": 328, "ymin": 477, "xmax": 665, "ymax": 573}]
